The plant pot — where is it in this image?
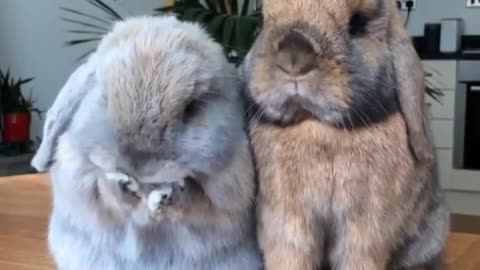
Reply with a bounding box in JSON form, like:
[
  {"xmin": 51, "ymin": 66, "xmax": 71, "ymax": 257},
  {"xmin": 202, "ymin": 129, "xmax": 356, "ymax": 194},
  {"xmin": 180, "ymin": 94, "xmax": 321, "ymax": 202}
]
[{"xmin": 2, "ymin": 112, "xmax": 31, "ymax": 144}]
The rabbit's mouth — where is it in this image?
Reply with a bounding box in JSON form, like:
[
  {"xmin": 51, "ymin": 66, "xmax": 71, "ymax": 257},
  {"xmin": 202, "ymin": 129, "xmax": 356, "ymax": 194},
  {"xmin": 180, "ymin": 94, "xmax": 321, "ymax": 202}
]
[
  {"xmin": 263, "ymin": 104, "xmax": 303, "ymax": 126},
  {"xmin": 250, "ymin": 88, "xmax": 347, "ymax": 127},
  {"xmin": 249, "ymin": 94, "xmax": 309, "ymax": 126}
]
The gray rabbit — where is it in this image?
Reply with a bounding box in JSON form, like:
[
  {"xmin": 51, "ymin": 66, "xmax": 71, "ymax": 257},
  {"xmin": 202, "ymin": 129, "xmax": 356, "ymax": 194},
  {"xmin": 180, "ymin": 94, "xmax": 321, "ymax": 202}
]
[{"xmin": 31, "ymin": 15, "xmax": 262, "ymax": 270}]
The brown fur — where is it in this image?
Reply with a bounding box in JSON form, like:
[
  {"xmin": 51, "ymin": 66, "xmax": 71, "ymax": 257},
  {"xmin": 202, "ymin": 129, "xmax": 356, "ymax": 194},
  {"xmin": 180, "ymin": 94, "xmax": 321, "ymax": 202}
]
[
  {"xmin": 253, "ymin": 114, "xmax": 434, "ymax": 270},
  {"xmin": 243, "ymin": 0, "xmax": 449, "ymax": 269}
]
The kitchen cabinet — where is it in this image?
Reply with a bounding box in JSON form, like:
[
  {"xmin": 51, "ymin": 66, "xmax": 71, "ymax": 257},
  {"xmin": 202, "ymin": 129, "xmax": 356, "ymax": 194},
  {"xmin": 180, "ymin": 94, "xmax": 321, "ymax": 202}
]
[{"xmin": 422, "ymin": 60, "xmax": 480, "ymax": 194}]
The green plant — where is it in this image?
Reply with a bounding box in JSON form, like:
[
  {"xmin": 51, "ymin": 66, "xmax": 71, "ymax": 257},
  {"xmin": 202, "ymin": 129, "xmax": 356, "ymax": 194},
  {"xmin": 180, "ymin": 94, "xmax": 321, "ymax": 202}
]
[
  {"xmin": 0, "ymin": 69, "xmax": 43, "ymax": 119},
  {"xmin": 61, "ymin": 0, "xmax": 124, "ymax": 62},
  {"xmin": 156, "ymin": 0, "xmax": 261, "ymax": 64},
  {"xmin": 61, "ymin": 0, "xmax": 261, "ymax": 65}
]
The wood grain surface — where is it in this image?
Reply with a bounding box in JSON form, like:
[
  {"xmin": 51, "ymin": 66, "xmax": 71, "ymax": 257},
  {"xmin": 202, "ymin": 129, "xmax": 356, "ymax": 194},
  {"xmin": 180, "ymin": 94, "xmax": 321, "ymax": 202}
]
[{"xmin": 0, "ymin": 174, "xmax": 479, "ymax": 270}]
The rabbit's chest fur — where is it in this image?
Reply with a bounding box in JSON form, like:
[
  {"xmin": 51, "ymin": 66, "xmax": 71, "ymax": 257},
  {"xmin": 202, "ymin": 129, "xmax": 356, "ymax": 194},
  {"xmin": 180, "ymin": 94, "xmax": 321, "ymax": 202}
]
[
  {"xmin": 47, "ymin": 133, "xmax": 261, "ymax": 270},
  {"xmin": 48, "ymin": 210, "xmax": 249, "ymax": 270},
  {"xmin": 252, "ymin": 112, "xmax": 431, "ymax": 232}
]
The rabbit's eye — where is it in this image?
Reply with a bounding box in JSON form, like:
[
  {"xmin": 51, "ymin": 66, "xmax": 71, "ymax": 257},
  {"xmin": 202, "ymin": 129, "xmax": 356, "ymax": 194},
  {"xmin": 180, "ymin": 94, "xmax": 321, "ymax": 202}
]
[
  {"xmin": 349, "ymin": 13, "xmax": 368, "ymax": 37},
  {"xmin": 182, "ymin": 100, "xmax": 200, "ymax": 123}
]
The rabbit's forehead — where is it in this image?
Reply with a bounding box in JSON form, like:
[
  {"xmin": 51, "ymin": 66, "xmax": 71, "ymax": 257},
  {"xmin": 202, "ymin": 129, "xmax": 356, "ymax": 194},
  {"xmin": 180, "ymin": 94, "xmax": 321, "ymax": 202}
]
[
  {"xmin": 96, "ymin": 25, "xmax": 221, "ymax": 109},
  {"xmin": 101, "ymin": 48, "xmax": 211, "ymax": 109},
  {"xmin": 263, "ymin": 0, "xmax": 384, "ymax": 24}
]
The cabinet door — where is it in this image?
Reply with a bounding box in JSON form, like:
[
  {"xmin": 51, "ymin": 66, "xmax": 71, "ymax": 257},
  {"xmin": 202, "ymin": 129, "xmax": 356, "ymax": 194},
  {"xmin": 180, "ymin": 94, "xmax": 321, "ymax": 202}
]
[
  {"xmin": 422, "ymin": 60, "xmax": 457, "ymax": 90},
  {"xmin": 430, "ymin": 119, "xmax": 454, "ymax": 149},
  {"xmin": 426, "ymin": 90, "xmax": 455, "ymax": 120}
]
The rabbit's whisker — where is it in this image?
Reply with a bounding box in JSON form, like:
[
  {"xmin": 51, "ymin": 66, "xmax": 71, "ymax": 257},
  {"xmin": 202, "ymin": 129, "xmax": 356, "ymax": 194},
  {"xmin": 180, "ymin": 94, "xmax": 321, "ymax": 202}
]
[
  {"xmin": 243, "ymin": 102, "xmax": 260, "ymax": 118},
  {"xmin": 346, "ymin": 110, "xmax": 354, "ymax": 131},
  {"xmin": 355, "ymin": 91, "xmax": 386, "ymax": 115},
  {"xmin": 350, "ymin": 108, "xmax": 377, "ymax": 143},
  {"xmin": 248, "ymin": 106, "xmax": 267, "ymax": 132},
  {"xmin": 351, "ymin": 78, "xmax": 390, "ymax": 114},
  {"xmin": 355, "ymin": 73, "xmax": 398, "ymax": 91}
]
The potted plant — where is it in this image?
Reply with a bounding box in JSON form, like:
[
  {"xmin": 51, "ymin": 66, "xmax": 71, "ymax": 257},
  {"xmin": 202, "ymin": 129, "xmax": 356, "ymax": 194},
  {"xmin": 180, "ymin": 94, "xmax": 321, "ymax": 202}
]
[{"xmin": 0, "ymin": 69, "xmax": 43, "ymax": 144}]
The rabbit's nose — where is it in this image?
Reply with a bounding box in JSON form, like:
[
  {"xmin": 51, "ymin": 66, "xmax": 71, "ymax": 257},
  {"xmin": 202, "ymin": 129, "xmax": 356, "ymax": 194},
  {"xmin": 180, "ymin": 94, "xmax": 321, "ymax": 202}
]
[{"xmin": 275, "ymin": 31, "xmax": 316, "ymax": 76}]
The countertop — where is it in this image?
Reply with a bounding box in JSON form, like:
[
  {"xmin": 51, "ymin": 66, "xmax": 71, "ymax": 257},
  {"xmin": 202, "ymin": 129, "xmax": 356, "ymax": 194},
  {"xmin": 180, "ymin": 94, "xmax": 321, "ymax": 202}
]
[{"xmin": 0, "ymin": 174, "xmax": 479, "ymax": 270}]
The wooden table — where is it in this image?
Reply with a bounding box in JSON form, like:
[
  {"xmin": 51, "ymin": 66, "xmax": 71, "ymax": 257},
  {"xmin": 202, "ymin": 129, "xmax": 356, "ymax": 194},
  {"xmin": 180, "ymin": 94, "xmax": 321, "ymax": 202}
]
[
  {"xmin": 0, "ymin": 174, "xmax": 53, "ymax": 270},
  {"xmin": 1, "ymin": 174, "xmax": 479, "ymax": 270}
]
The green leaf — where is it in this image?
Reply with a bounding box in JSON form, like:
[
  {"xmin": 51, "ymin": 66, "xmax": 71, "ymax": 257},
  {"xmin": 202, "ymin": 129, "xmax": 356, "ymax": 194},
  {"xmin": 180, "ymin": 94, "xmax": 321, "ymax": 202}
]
[
  {"xmin": 4, "ymin": 69, "xmax": 11, "ymax": 83},
  {"xmin": 67, "ymin": 29, "xmax": 107, "ymax": 35},
  {"xmin": 233, "ymin": 16, "xmax": 258, "ymax": 52},
  {"xmin": 241, "ymin": 0, "xmax": 250, "ymax": 15},
  {"xmin": 184, "ymin": 0, "xmax": 202, "ymax": 6},
  {"xmin": 61, "ymin": 17, "xmax": 110, "ymax": 31},
  {"xmin": 19, "ymin": 78, "xmax": 34, "ymax": 85},
  {"xmin": 181, "ymin": 7, "xmax": 207, "ymax": 22},
  {"xmin": 193, "ymin": 10, "xmax": 215, "ymax": 24},
  {"xmin": 229, "ymin": 0, "xmax": 238, "ymax": 15},
  {"xmin": 0, "ymin": 69, "xmax": 41, "ymax": 116},
  {"xmin": 64, "ymin": 38, "xmax": 102, "ymax": 46},
  {"xmin": 60, "ymin": 7, "xmax": 112, "ymax": 26},
  {"xmin": 222, "ymin": 16, "xmax": 236, "ymax": 49},
  {"xmin": 154, "ymin": 6, "xmax": 177, "ymax": 13},
  {"xmin": 203, "ymin": 0, "xmax": 218, "ymax": 12},
  {"xmin": 206, "ymin": 14, "xmax": 229, "ymax": 42},
  {"xmin": 85, "ymin": 0, "xmax": 123, "ymax": 21},
  {"xmin": 218, "ymin": 0, "xmax": 227, "ymax": 13}
]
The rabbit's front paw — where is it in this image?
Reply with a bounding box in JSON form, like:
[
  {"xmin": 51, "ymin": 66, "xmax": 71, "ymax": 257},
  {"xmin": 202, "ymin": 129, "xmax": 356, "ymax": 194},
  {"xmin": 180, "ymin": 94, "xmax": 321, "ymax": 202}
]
[
  {"xmin": 105, "ymin": 172, "xmax": 140, "ymax": 196},
  {"xmin": 147, "ymin": 179, "xmax": 190, "ymax": 218}
]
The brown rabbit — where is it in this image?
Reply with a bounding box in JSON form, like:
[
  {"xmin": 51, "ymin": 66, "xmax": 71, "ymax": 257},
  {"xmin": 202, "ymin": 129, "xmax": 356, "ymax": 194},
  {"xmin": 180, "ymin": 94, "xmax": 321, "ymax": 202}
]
[{"xmin": 241, "ymin": 0, "xmax": 450, "ymax": 270}]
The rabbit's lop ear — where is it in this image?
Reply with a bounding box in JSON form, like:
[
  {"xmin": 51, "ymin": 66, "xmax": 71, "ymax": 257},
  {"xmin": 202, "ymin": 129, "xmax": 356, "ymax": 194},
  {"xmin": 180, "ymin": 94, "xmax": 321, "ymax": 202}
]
[
  {"xmin": 389, "ymin": 8, "xmax": 434, "ymax": 163},
  {"xmin": 31, "ymin": 61, "xmax": 96, "ymax": 172}
]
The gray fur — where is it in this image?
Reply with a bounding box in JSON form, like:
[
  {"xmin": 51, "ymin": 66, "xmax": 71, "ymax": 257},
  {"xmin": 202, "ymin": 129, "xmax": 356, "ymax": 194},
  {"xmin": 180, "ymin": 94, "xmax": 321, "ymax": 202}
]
[{"xmin": 33, "ymin": 15, "xmax": 262, "ymax": 270}]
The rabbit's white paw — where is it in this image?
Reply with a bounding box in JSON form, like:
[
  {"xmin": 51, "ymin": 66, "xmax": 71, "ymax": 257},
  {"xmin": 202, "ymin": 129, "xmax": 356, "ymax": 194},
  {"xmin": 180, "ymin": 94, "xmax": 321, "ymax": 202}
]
[
  {"xmin": 105, "ymin": 172, "xmax": 140, "ymax": 194},
  {"xmin": 147, "ymin": 179, "xmax": 188, "ymax": 213}
]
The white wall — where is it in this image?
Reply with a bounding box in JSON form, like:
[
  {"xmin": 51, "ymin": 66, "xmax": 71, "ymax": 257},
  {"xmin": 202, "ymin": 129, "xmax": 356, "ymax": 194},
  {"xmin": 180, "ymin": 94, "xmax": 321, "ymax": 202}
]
[
  {"xmin": 0, "ymin": 0, "xmax": 165, "ymax": 142},
  {"xmin": 403, "ymin": 0, "xmax": 480, "ymax": 35}
]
